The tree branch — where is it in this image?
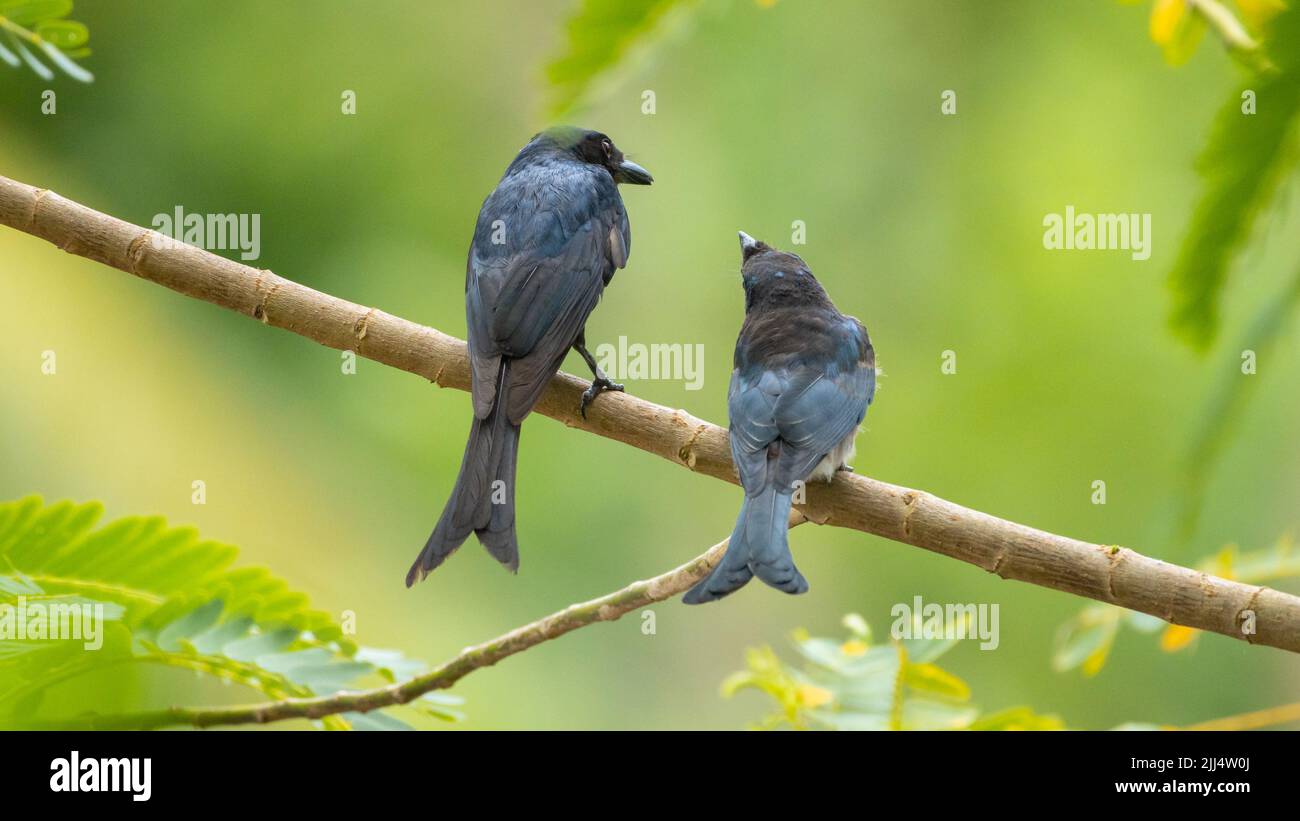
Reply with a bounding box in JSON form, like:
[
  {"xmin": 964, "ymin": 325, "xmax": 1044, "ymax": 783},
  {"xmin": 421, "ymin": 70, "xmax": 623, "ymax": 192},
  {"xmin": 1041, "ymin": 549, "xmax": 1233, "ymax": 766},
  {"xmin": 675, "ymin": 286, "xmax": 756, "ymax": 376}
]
[{"xmin": 3, "ymin": 173, "xmax": 1300, "ymax": 727}]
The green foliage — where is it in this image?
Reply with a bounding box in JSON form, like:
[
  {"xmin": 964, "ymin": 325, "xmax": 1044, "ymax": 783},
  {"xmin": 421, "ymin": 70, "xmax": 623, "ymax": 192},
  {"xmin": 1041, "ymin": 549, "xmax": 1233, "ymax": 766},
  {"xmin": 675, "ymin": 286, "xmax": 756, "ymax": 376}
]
[
  {"xmin": 1174, "ymin": 268, "xmax": 1300, "ymax": 542},
  {"xmin": 544, "ymin": 0, "xmax": 701, "ymax": 118},
  {"xmin": 1137, "ymin": 3, "xmax": 1300, "ymax": 567},
  {"xmin": 723, "ymin": 613, "xmax": 1064, "ymax": 730},
  {"xmin": 1052, "ymin": 603, "xmax": 1162, "ymax": 677},
  {"xmin": 1167, "ymin": 6, "xmax": 1300, "ymax": 350},
  {"xmin": 0, "ymin": 0, "xmax": 93, "ymax": 82},
  {"xmin": 1134, "ymin": 0, "xmax": 1278, "ymax": 70},
  {"xmin": 1147, "ymin": 0, "xmax": 1209, "ymax": 66},
  {"xmin": 0, "ymin": 496, "xmax": 461, "ymax": 730},
  {"xmin": 1054, "ymin": 534, "xmax": 1300, "ymax": 674}
]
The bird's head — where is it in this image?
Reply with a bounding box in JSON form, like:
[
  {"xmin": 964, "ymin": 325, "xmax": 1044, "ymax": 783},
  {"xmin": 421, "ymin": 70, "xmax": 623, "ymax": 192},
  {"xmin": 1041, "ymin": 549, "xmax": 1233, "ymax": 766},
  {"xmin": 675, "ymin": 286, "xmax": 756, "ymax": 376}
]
[
  {"xmin": 736, "ymin": 231, "xmax": 827, "ymax": 311},
  {"xmin": 539, "ymin": 126, "xmax": 653, "ymax": 185}
]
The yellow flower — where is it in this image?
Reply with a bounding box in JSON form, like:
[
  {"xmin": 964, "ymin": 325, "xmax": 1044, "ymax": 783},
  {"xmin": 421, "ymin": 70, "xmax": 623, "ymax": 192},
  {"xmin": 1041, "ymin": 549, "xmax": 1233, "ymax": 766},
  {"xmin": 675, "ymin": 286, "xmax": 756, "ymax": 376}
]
[
  {"xmin": 1160, "ymin": 624, "xmax": 1199, "ymax": 652},
  {"xmin": 1149, "ymin": 0, "xmax": 1189, "ymax": 46},
  {"xmin": 840, "ymin": 639, "xmax": 869, "ymax": 656},
  {"xmin": 797, "ymin": 684, "xmax": 833, "ymax": 708},
  {"xmin": 1147, "ymin": 0, "xmax": 1207, "ymax": 65}
]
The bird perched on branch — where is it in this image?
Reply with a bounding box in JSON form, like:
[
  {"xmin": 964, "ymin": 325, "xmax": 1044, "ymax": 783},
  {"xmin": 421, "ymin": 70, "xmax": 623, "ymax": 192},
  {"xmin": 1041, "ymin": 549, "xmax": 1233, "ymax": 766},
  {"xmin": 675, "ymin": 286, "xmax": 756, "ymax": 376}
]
[
  {"xmin": 684, "ymin": 232, "xmax": 875, "ymax": 604},
  {"xmin": 406, "ymin": 127, "xmax": 653, "ymax": 586}
]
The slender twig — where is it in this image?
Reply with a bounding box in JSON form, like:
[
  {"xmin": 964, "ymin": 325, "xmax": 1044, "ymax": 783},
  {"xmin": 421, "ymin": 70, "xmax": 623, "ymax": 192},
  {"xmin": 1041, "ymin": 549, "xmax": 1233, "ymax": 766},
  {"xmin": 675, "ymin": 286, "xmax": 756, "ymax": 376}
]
[
  {"xmin": 1189, "ymin": 0, "xmax": 1258, "ymax": 53},
  {"xmin": 1188, "ymin": 0, "xmax": 1273, "ymax": 72},
  {"xmin": 1179, "ymin": 699, "xmax": 1300, "ymax": 731},
  {"xmin": 4, "ymin": 174, "xmax": 1300, "ymax": 728},
  {"xmin": 31, "ymin": 528, "xmax": 762, "ymax": 729}
]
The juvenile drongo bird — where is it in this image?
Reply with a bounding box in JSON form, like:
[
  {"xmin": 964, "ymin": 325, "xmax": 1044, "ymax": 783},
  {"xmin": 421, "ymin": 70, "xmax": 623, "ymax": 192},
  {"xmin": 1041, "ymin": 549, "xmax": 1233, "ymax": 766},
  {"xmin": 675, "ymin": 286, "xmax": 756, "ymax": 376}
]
[
  {"xmin": 683, "ymin": 232, "xmax": 875, "ymax": 604},
  {"xmin": 406, "ymin": 127, "xmax": 652, "ymax": 587}
]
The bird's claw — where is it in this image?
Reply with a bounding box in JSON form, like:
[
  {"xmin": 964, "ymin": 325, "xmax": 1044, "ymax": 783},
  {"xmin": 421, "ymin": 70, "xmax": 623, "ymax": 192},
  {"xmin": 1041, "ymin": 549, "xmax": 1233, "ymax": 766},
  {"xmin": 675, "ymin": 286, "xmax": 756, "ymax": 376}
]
[
  {"xmin": 579, "ymin": 377, "xmax": 624, "ymax": 418},
  {"xmin": 837, "ymin": 463, "xmax": 855, "ymax": 474}
]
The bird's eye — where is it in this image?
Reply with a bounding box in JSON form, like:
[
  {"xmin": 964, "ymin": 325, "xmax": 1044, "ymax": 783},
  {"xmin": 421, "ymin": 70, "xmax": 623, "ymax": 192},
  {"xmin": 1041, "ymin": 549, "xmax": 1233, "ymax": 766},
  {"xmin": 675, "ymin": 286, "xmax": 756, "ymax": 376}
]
[{"xmin": 601, "ymin": 139, "xmax": 612, "ymax": 156}]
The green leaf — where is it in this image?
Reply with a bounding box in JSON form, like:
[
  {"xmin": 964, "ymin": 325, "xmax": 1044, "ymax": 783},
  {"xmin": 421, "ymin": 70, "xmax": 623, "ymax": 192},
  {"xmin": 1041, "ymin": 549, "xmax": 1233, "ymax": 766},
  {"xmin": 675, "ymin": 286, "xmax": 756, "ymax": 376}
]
[
  {"xmin": 356, "ymin": 647, "xmax": 427, "ymax": 682},
  {"xmin": 34, "ymin": 18, "xmax": 85, "ymax": 48},
  {"xmin": 188, "ymin": 615, "xmax": 254, "ymax": 655},
  {"xmin": 1223, "ymin": 533, "xmax": 1300, "ymax": 583},
  {"xmin": 790, "ymin": 636, "xmax": 855, "ymax": 672},
  {"xmin": 841, "ymin": 612, "xmax": 871, "ymax": 641},
  {"xmin": 807, "ymin": 709, "xmax": 889, "ymax": 731},
  {"xmin": 1174, "ymin": 267, "xmax": 1300, "ymax": 541},
  {"xmin": 904, "ymin": 662, "xmax": 972, "ymax": 701},
  {"xmin": 341, "ymin": 711, "xmax": 415, "ymax": 731},
  {"xmin": 1052, "ymin": 606, "xmax": 1119, "ymax": 675},
  {"xmin": 417, "ymin": 691, "xmax": 467, "ymax": 722},
  {"xmin": 727, "ymin": 614, "xmax": 1063, "ymax": 731},
  {"xmin": 220, "ymin": 627, "xmax": 298, "ymax": 662},
  {"xmin": 0, "ymin": 573, "xmax": 42, "ymax": 598},
  {"xmin": 544, "ymin": 0, "xmax": 700, "ymax": 118},
  {"xmin": 0, "ymin": 0, "xmax": 93, "ymax": 81},
  {"xmin": 968, "ymin": 706, "xmax": 1066, "ymax": 731},
  {"xmin": 1123, "ymin": 610, "xmax": 1166, "ymax": 634},
  {"xmin": 155, "ymin": 599, "xmax": 225, "ymax": 651},
  {"xmin": 1, "ymin": 1, "xmax": 73, "ymax": 28},
  {"xmin": 289, "ymin": 661, "xmax": 375, "ymax": 693},
  {"xmin": 1168, "ymin": 7, "xmax": 1300, "ymax": 349},
  {"xmin": 0, "ymin": 496, "xmax": 451, "ymax": 730},
  {"xmin": 900, "ymin": 699, "xmax": 979, "ymax": 731}
]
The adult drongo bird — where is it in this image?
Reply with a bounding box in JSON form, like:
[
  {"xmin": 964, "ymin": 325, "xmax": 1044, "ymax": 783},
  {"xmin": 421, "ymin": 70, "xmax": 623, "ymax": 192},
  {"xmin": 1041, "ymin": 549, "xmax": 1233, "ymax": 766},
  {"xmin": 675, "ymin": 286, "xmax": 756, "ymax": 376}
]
[
  {"xmin": 406, "ymin": 127, "xmax": 652, "ymax": 587},
  {"xmin": 684, "ymin": 232, "xmax": 875, "ymax": 604}
]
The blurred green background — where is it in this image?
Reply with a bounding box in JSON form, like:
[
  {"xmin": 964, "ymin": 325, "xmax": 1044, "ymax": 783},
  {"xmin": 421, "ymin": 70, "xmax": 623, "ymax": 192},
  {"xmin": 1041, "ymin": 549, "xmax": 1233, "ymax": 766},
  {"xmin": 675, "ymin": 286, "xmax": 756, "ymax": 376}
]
[{"xmin": 2, "ymin": 0, "xmax": 1299, "ymax": 729}]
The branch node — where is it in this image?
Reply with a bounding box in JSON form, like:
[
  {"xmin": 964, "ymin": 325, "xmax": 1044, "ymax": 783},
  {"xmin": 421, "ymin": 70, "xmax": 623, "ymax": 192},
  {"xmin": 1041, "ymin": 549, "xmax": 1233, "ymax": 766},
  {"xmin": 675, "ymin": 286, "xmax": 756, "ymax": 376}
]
[
  {"xmin": 354, "ymin": 307, "xmax": 377, "ymax": 348},
  {"xmin": 28, "ymin": 187, "xmax": 47, "ymax": 229},
  {"xmin": 127, "ymin": 231, "xmax": 152, "ymax": 274},
  {"xmin": 677, "ymin": 422, "xmax": 708, "ymax": 469},
  {"xmin": 901, "ymin": 491, "xmax": 920, "ymax": 538},
  {"xmin": 253, "ymin": 278, "xmax": 280, "ymax": 323},
  {"xmin": 1104, "ymin": 547, "xmax": 1125, "ymax": 601},
  {"xmin": 1241, "ymin": 585, "xmax": 1267, "ymax": 645},
  {"xmin": 990, "ymin": 549, "xmax": 1009, "ymax": 578}
]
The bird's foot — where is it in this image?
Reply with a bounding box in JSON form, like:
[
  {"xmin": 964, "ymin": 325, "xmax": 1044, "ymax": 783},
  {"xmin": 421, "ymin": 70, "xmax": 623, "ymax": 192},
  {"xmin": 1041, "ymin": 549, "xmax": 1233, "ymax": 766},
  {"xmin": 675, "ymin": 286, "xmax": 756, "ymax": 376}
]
[
  {"xmin": 580, "ymin": 376, "xmax": 624, "ymax": 418},
  {"xmin": 837, "ymin": 463, "xmax": 855, "ymax": 474}
]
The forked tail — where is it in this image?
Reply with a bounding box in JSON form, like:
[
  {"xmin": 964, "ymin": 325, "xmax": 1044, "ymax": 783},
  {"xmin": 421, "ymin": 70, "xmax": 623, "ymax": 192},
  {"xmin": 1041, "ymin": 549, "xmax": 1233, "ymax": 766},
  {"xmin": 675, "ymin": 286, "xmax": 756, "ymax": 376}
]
[
  {"xmin": 682, "ymin": 484, "xmax": 808, "ymax": 604},
  {"xmin": 406, "ymin": 364, "xmax": 520, "ymax": 586}
]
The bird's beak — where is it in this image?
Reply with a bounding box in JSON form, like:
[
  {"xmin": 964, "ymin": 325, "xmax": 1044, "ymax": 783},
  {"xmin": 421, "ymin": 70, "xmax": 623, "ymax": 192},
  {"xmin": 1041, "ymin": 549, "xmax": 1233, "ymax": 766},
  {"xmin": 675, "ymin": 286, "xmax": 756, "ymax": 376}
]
[
  {"xmin": 615, "ymin": 160, "xmax": 653, "ymax": 185},
  {"xmin": 739, "ymin": 230, "xmax": 764, "ymax": 262}
]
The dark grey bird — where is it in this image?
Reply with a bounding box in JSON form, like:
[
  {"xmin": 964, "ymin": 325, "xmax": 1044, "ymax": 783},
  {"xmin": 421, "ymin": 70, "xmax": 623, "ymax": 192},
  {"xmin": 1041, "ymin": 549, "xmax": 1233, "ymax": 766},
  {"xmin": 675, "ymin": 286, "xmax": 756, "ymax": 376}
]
[
  {"xmin": 684, "ymin": 232, "xmax": 875, "ymax": 604},
  {"xmin": 406, "ymin": 127, "xmax": 652, "ymax": 586}
]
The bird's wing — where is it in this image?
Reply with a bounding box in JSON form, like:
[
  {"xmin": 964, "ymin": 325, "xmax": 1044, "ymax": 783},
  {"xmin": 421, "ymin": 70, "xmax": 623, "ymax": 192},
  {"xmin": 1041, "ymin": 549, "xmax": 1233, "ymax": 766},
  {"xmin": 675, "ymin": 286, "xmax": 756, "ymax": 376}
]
[
  {"xmin": 771, "ymin": 357, "xmax": 873, "ymax": 482},
  {"xmin": 727, "ymin": 367, "xmax": 784, "ymax": 495},
  {"xmin": 465, "ymin": 163, "xmax": 629, "ymax": 422}
]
